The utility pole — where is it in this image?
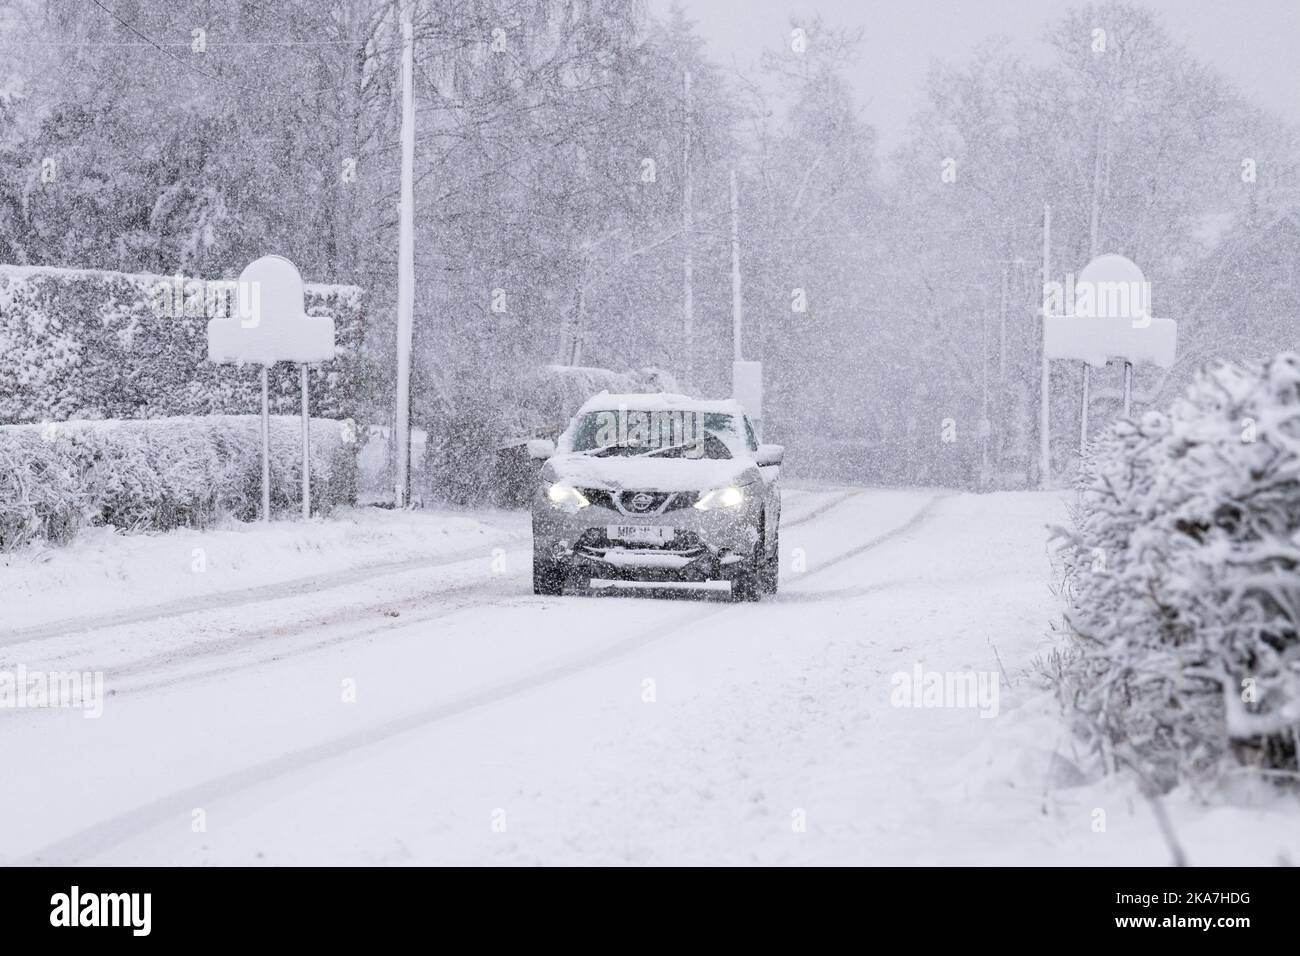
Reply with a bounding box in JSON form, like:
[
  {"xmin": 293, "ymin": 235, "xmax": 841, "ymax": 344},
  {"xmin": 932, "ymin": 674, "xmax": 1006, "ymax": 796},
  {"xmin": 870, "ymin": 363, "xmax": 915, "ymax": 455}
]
[
  {"xmin": 571, "ymin": 284, "xmax": 585, "ymax": 366},
  {"xmin": 729, "ymin": 168, "xmax": 742, "ymax": 363},
  {"xmin": 682, "ymin": 69, "xmax": 694, "ymax": 390},
  {"xmin": 981, "ymin": 293, "xmax": 990, "ymax": 491},
  {"xmin": 1039, "ymin": 203, "xmax": 1051, "ymax": 490},
  {"xmin": 394, "ymin": 12, "xmax": 415, "ymax": 508},
  {"xmin": 998, "ymin": 265, "xmax": 1009, "ymax": 380},
  {"xmin": 1080, "ymin": 113, "xmax": 1107, "ymax": 451}
]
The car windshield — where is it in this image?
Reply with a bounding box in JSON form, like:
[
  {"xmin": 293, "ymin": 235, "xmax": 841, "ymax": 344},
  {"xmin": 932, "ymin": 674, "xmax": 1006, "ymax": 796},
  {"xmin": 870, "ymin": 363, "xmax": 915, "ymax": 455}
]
[{"xmin": 568, "ymin": 410, "xmax": 736, "ymax": 460}]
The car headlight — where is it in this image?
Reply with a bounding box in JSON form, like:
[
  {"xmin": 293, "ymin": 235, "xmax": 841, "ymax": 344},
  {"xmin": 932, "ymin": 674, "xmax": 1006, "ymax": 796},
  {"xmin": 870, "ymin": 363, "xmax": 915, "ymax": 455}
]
[
  {"xmin": 545, "ymin": 482, "xmax": 590, "ymax": 512},
  {"xmin": 694, "ymin": 485, "xmax": 746, "ymax": 510}
]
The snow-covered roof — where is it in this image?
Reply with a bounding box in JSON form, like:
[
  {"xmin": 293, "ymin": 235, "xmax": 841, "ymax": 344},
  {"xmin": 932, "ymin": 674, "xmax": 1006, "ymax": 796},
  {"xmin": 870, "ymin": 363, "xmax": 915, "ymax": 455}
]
[{"xmin": 574, "ymin": 390, "xmax": 749, "ymax": 418}]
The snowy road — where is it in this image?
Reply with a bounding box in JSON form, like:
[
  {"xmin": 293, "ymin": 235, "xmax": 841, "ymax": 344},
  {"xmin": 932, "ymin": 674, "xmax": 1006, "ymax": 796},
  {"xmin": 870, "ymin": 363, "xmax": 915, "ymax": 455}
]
[{"xmin": 3, "ymin": 486, "xmax": 1295, "ymax": 865}]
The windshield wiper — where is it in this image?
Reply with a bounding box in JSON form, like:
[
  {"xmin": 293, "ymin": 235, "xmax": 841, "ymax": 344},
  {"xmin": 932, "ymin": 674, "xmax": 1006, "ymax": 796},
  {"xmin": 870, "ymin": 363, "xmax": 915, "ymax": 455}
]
[
  {"xmin": 578, "ymin": 440, "xmax": 641, "ymax": 457},
  {"xmin": 578, "ymin": 435, "xmax": 714, "ymax": 458},
  {"xmin": 639, "ymin": 440, "xmax": 707, "ymax": 459}
]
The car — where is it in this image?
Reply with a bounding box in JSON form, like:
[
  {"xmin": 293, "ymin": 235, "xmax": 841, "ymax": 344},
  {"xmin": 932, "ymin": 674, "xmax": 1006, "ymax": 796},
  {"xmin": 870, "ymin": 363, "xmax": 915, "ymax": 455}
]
[{"xmin": 529, "ymin": 392, "xmax": 783, "ymax": 601}]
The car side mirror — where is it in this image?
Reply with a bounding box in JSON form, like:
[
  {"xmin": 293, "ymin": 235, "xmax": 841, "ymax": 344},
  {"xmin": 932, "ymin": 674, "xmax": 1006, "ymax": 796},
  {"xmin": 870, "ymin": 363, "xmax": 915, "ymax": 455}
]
[
  {"xmin": 527, "ymin": 438, "xmax": 556, "ymax": 461},
  {"xmin": 755, "ymin": 443, "xmax": 783, "ymax": 467}
]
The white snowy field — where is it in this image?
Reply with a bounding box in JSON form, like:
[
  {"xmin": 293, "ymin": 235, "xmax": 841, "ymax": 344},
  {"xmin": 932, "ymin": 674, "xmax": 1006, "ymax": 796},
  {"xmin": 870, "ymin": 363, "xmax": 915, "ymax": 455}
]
[{"xmin": 0, "ymin": 485, "xmax": 1296, "ymax": 866}]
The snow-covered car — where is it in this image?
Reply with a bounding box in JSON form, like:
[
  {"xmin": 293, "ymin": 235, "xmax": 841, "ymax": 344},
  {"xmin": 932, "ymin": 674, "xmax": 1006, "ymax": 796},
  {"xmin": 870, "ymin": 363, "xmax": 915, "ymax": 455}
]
[{"xmin": 529, "ymin": 392, "xmax": 783, "ymax": 600}]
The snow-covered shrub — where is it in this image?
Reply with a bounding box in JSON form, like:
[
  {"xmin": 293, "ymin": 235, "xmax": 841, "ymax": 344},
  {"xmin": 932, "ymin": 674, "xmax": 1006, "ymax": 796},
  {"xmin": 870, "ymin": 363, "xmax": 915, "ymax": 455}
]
[
  {"xmin": 0, "ymin": 265, "xmax": 367, "ymax": 424},
  {"xmin": 1053, "ymin": 353, "xmax": 1300, "ymax": 787},
  {"xmin": 0, "ymin": 416, "xmax": 357, "ymax": 551}
]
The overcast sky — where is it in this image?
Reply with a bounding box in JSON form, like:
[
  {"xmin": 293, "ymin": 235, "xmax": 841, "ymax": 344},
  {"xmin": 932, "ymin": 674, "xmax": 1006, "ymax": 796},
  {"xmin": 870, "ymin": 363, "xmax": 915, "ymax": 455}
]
[{"xmin": 649, "ymin": 0, "xmax": 1300, "ymax": 155}]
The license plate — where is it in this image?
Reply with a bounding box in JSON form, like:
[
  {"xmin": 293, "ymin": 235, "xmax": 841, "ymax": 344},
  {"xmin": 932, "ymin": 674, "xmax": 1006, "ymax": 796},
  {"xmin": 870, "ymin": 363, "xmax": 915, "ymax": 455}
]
[{"xmin": 607, "ymin": 524, "xmax": 673, "ymax": 545}]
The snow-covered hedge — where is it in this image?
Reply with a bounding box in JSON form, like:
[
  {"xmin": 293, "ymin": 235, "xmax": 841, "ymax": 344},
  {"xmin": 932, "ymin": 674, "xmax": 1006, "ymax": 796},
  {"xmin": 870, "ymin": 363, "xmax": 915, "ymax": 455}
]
[
  {"xmin": 0, "ymin": 416, "xmax": 358, "ymax": 551},
  {"xmin": 1052, "ymin": 353, "xmax": 1300, "ymax": 787},
  {"xmin": 0, "ymin": 265, "xmax": 368, "ymax": 424}
]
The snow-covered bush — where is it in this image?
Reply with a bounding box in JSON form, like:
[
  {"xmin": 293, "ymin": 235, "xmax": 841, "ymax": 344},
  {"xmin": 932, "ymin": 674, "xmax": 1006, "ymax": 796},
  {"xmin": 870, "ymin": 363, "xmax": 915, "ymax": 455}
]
[
  {"xmin": 0, "ymin": 265, "xmax": 368, "ymax": 424},
  {"xmin": 0, "ymin": 416, "xmax": 357, "ymax": 551},
  {"xmin": 1052, "ymin": 353, "xmax": 1300, "ymax": 788}
]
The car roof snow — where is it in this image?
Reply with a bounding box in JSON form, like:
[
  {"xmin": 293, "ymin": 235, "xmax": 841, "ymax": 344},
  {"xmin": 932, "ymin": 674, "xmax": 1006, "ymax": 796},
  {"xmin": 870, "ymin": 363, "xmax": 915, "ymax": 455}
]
[{"xmin": 574, "ymin": 391, "xmax": 747, "ymax": 419}]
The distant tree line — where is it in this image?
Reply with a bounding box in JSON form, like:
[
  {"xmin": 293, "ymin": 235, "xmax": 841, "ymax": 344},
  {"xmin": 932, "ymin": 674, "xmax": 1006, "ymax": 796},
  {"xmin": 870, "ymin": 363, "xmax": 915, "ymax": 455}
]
[{"xmin": 1, "ymin": 1, "xmax": 1296, "ymax": 488}]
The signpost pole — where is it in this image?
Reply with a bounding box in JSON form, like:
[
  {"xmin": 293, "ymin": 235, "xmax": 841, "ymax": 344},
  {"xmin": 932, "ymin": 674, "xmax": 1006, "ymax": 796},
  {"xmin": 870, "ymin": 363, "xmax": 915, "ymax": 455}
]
[
  {"xmin": 1080, "ymin": 364, "xmax": 1090, "ymax": 450},
  {"xmin": 260, "ymin": 366, "xmax": 271, "ymax": 523},
  {"xmin": 301, "ymin": 364, "xmax": 311, "ymax": 518},
  {"xmin": 1123, "ymin": 361, "xmax": 1133, "ymax": 417}
]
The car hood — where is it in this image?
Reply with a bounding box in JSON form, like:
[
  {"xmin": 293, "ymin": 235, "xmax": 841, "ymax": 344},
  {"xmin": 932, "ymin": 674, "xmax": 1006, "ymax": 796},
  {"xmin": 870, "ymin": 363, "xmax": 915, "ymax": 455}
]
[{"xmin": 543, "ymin": 452, "xmax": 757, "ymax": 492}]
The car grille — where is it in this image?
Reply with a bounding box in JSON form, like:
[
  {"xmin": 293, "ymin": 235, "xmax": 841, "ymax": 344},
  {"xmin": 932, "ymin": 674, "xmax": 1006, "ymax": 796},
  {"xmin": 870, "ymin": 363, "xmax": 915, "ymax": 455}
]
[
  {"xmin": 579, "ymin": 488, "xmax": 698, "ymax": 515},
  {"xmin": 575, "ymin": 528, "xmax": 707, "ymax": 554}
]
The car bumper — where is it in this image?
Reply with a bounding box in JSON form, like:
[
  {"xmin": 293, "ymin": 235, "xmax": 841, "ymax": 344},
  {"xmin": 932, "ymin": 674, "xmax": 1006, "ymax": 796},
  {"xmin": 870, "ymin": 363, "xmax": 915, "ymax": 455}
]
[{"xmin": 533, "ymin": 496, "xmax": 760, "ymax": 582}]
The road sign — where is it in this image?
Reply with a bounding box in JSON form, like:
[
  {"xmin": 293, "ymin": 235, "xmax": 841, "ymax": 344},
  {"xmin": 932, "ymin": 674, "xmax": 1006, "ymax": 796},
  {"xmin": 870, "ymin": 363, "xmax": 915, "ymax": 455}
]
[
  {"xmin": 1041, "ymin": 253, "xmax": 1179, "ymax": 473},
  {"xmin": 207, "ymin": 255, "xmax": 334, "ymax": 366},
  {"xmin": 1043, "ymin": 254, "xmax": 1177, "ymax": 368},
  {"xmin": 206, "ymin": 255, "xmax": 335, "ymax": 521}
]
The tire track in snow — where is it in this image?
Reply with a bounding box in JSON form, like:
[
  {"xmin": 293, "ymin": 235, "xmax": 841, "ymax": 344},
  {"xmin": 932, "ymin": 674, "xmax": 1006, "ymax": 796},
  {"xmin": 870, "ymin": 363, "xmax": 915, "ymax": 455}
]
[
  {"xmin": 4, "ymin": 487, "xmax": 862, "ymax": 650},
  {"xmin": 781, "ymin": 488, "xmax": 861, "ymax": 528},
  {"xmin": 1, "ymin": 532, "xmax": 530, "ymax": 648},
  {"xmin": 98, "ymin": 487, "xmax": 892, "ymax": 694},
  {"xmin": 15, "ymin": 490, "xmax": 944, "ymax": 865},
  {"xmin": 788, "ymin": 491, "xmax": 953, "ymax": 586}
]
